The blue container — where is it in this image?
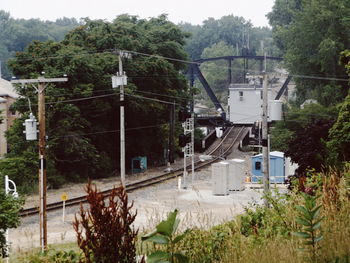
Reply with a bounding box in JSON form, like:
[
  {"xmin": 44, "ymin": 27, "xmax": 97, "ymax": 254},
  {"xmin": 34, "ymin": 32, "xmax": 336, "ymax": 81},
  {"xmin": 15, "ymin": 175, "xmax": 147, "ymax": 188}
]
[
  {"xmin": 251, "ymin": 151, "xmax": 285, "ymax": 183},
  {"xmin": 131, "ymin": 156, "xmax": 147, "ymax": 173}
]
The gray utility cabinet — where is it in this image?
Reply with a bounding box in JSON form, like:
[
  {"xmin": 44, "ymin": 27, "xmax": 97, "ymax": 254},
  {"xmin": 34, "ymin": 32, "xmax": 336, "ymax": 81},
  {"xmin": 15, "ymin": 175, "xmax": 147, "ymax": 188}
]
[
  {"xmin": 212, "ymin": 161, "xmax": 229, "ymax": 195},
  {"xmin": 228, "ymin": 159, "xmax": 245, "ymax": 191}
]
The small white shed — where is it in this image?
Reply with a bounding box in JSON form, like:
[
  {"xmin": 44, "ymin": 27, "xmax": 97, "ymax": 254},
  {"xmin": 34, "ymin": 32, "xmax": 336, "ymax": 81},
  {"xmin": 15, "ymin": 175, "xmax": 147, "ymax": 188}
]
[{"xmin": 228, "ymin": 84, "xmax": 283, "ymax": 124}]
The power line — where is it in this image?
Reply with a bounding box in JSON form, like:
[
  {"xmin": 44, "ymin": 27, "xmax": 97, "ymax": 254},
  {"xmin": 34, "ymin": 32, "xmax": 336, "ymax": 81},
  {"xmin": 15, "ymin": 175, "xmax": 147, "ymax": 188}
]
[
  {"xmin": 289, "ymin": 74, "xmax": 349, "ymax": 82},
  {"xmin": 12, "ymin": 92, "xmax": 120, "ymax": 109},
  {"xmin": 132, "ymin": 90, "xmax": 189, "ymax": 101},
  {"xmin": 49, "ymin": 123, "xmax": 169, "ymax": 139},
  {"xmin": 124, "ymin": 92, "xmax": 177, "ymax": 105},
  {"xmin": 45, "ymin": 93, "xmax": 118, "ymax": 105}
]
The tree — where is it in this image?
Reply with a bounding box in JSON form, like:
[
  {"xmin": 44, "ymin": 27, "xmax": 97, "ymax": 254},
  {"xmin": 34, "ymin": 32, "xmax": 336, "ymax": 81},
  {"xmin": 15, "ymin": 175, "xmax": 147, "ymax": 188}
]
[
  {"xmin": 7, "ymin": 15, "xmax": 190, "ymax": 191},
  {"xmin": 271, "ymin": 104, "xmax": 337, "ymax": 175},
  {"xmin": 327, "ymin": 93, "xmax": 350, "ymax": 165},
  {"xmin": 268, "ymin": 0, "xmax": 350, "ymax": 106},
  {"xmin": 286, "ymin": 118, "xmax": 334, "ymax": 175},
  {"xmin": 327, "ymin": 50, "xmax": 350, "ymax": 165},
  {"xmin": 180, "ymin": 15, "xmax": 280, "ymax": 60},
  {"xmin": 199, "ymin": 41, "xmax": 236, "ymax": 104}
]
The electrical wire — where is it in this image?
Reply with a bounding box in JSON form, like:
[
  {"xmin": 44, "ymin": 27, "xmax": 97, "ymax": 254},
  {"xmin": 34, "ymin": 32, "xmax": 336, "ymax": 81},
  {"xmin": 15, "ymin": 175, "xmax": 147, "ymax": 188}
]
[
  {"xmin": 124, "ymin": 92, "xmax": 177, "ymax": 105},
  {"xmin": 132, "ymin": 90, "xmax": 189, "ymax": 101},
  {"xmin": 49, "ymin": 123, "xmax": 169, "ymax": 139},
  {"xmin": 45, "ymin": 93, "xmax": 118, "ymax": 105}
]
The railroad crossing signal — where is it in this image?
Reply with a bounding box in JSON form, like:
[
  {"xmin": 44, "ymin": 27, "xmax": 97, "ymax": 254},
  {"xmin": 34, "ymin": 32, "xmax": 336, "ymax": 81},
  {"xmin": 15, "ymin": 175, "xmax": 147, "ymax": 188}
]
[{"xmin": 61, "ymin": 193, "xmax": 68, "ymax": 223}]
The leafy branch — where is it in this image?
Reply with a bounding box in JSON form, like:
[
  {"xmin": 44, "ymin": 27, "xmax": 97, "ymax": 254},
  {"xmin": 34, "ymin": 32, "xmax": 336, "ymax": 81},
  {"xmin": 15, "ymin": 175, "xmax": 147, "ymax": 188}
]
[
  {"xmin": 142, "ymin": 209, "xmax": 189, "ymax": 263},
  {"xmin": 293, "ymin": 193, "xmax": 324, "ymax": 262}
]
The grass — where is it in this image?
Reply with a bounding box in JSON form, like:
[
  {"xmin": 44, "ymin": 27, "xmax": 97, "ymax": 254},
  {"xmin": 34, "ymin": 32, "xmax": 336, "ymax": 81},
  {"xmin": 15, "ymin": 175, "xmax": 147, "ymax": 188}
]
[{"xmin": 5, "ymin": 242, "xmax": 79, "ymax": 263}]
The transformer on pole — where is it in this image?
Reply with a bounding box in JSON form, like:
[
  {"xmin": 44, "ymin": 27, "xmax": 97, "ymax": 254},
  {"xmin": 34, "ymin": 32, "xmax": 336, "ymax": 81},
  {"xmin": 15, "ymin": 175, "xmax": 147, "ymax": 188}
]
[{"xmin": 12, "ymin": 76, "xmax": 68, "ymax": 252}]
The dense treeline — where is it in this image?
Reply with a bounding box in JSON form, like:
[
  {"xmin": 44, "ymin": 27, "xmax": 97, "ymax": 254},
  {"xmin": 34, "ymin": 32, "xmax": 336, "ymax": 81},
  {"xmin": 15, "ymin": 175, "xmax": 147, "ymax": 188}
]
[
  {"xmin": 2, "ymin": 15, "xmax": 190, "ymax": 192},
  {"xmin": 269, "ymin": 0, "xmax": 350, "ymax": 176},
  {"xmin": 179, "ymin": 15, "xmax": 280, "ymax": 60},
  {"xmin": 268, "ymin": 0, "xmax": 350, "ymax": 106},
  {"xmin": 0, "ymin": 10, "xmax": 80, "ymax": 79}
]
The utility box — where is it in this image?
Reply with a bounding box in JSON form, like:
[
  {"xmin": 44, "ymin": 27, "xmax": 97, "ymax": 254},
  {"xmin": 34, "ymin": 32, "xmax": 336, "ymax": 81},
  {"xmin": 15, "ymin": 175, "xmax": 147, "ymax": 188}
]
[
  {"xmin": 111, "ymin": 74, "xmax": 127, "ymax": 88},
  {"xmin": 212, "ymin": 161, "xmax": 229, "ymax": 195},
  {"xmin": 131, "ymin": 156, "xmax": 147, "ymax": 174},
  {"xmin": 228, "ymin": 159, "xmax": 245, "ymax": 191}
]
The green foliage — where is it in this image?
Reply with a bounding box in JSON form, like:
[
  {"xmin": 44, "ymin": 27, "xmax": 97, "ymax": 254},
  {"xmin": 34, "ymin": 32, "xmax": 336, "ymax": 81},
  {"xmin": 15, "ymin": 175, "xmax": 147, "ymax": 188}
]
[
  {"xmin": 179, "ymin": 223, "xmax": 235, "ymax": 263},
  {"xmin": 270, "ymin": 122, "xmax": 294, "ymax": 153},
  {"xmin": 198, "ymin": 41, "xmax": 237, "ymax": 103},
  {"xmin": 327, "ymin": 92, "xmax": 350, "ymax": 166},
  {"xmin": 7, "ymin": 15, "xmax": 189, "ymax": 190},
  {"xmin": 268, "ymin": 0, "xmax": 350, "ymax": 106},
  {"xmin": 11, "ymin": 246, "xmax": 82, "ymax": 263},
  {"xmin": 0, "ymin": 10, "xmax": 80, "ymax": 80},
  {"xmin": 180, "ymin": 15, "xmax": 279, "ymax": 60},
  {"xmin": 50, "ymin": 250, "xmax": 81, "ymax": 262},
  {"xmin": 271, "ymin": 104, "xmax": 337, "ymax": 175},
  {"xmin": 0, "ymin": 186, "xmax": 23, "ymax": 257},
  {"xmin": 238, "ymin": 189, "xmax": 292, "ymax": 240},
  {"xmin": 239, "ymin": 204, "xmax": 266, "ymax": 237},
  {"xmin": 293, "ymin": 193, "xmax": 324, "ymax": 261},
  {"xmin": 142, "ymin": 209, "xmax": 189, "ymax": 263},
  {"xmin": 0, "ymin": 156, "xmax": 38, "ymax": 193},
  {"xmin": 340, "ymin": 50, "xmax": 350, "ymax": 76}
]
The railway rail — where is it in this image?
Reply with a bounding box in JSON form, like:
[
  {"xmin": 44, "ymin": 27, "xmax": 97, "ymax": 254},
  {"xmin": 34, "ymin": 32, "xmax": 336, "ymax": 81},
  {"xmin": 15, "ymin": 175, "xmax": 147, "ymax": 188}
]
[{"xmin": 20, "ymin": 126, "xmax": 248, "ymax": 217}]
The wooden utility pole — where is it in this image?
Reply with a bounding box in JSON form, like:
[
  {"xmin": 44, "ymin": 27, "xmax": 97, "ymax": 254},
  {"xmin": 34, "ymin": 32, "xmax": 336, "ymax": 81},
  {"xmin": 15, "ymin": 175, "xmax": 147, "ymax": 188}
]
[
  {"xmin": 12, "ymin": 76, "xmax": 67, "ymax": 251},
  {"xmin": 38, "ymin": 78, "xmax": 47, "ymax": 251}
]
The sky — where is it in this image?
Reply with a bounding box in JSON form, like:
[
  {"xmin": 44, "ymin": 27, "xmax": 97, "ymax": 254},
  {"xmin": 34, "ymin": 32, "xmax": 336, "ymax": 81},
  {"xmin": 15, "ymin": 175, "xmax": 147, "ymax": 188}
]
[{"xmin": 1, "ymin": 0, "xmax": 275, "ymax": 27}]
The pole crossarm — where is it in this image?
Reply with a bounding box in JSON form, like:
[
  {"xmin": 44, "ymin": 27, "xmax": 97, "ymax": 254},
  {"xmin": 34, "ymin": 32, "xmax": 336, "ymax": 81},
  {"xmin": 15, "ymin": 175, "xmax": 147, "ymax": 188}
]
[{"xmin": 11, "ymin": 77, "xmax": 68, "ymax": 84}]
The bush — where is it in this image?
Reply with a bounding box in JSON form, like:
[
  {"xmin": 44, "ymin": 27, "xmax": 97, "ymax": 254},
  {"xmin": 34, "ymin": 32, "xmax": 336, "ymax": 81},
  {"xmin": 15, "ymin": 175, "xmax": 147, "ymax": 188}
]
[{"xmin": 73, "ymin": 181, "xmax": 142, "ymax": 263}]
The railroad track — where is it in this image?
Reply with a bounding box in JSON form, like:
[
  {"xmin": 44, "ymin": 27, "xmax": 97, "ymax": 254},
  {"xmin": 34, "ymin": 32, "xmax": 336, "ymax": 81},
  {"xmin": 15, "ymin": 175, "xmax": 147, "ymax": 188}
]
[{"xmin": 20, "ymin": 126, "xmax": 248, "ymax": 217}]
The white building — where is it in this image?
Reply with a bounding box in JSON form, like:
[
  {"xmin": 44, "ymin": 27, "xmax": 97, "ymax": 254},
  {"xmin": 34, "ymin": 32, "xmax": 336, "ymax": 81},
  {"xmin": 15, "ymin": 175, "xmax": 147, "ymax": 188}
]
[
  {"xmin": 228, "ymin": 83, "xmax": 282, "ymax": 125},
  {"xmin": 0, "ymin": 78, "xmax": 19, "ymax": 157}
]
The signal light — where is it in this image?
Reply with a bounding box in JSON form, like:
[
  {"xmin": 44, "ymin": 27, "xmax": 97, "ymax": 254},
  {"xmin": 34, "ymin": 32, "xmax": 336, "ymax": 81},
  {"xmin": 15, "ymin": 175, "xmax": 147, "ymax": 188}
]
[
  {"xmin": 178, "ymin": 108, "xmax": 191, "ymax": 122},
  {"xmin": 179, "ymin": 133, "xmax": 191, "ymax": 147}
]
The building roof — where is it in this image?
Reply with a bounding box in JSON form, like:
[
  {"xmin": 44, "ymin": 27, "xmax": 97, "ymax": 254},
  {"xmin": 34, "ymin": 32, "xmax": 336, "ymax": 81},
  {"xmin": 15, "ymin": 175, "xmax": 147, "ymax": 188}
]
[
  {"xmin": 0, "ymin": 78, "xmax": 19, "ymax": 98},
  {"xmin": 270, "ymin": 151, "xmax": 284, "ymax": 158},
  {"xmin": 253, "ymin": 151, "xmax": 285, "ymax": 159}
]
